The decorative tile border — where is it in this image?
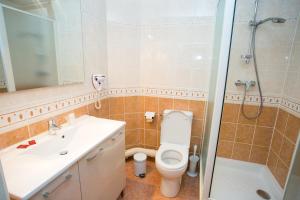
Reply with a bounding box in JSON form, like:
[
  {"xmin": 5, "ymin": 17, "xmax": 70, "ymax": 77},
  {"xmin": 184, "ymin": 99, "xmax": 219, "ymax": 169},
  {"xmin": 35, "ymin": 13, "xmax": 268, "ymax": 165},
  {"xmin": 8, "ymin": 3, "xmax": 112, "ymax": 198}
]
[
  {"xmin": 108, "ymin": 87, "xmax": 208, "ymax": 100},
  {"xmin": 224, "ymin": 93, "xmax": 282, "ymax": 105},
  {"xmin": 0, "ymin": 91, "xmax": 106, "ymax": 130},
  {"xmin": 280, "ymin": 97, "xmax": 300, "ymax": 117},
  {"xmin": 0, "ymin": 87, "xmax": 299, "ymax": 130},
  {"xmin": 224, "ymin": 92, "xmax": 300, "ymax": 117}
]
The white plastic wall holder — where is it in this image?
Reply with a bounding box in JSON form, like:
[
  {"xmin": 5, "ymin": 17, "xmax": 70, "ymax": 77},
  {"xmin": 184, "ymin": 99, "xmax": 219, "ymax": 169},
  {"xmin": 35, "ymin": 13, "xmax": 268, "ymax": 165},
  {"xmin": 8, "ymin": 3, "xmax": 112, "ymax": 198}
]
[{"xmin": 92, "ymin": 74, "xmax": 106, "ymax": 91}]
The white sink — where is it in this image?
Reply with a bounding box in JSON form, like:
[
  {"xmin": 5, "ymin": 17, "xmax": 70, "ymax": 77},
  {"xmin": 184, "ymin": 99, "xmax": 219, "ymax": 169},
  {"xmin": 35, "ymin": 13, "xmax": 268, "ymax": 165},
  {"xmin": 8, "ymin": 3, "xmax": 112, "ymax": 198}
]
[
  {"xmin": 24, "ymin": 126, "xmax": 78, "ymax": 159},
  {"xmin": 0, "ymin": 115, "xmax": 126, "ymax": 200}
]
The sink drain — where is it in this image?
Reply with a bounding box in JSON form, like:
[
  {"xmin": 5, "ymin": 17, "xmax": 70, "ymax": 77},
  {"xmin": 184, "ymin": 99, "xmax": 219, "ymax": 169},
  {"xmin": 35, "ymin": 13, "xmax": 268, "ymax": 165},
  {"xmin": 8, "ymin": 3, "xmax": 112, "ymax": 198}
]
[
  {"xmin": 59, "ymin": 150, "xmax": 68, "ymax": 155},
  {"xmin": 256, "ymin": 189, "xmax": 271, "ymax": 200}
]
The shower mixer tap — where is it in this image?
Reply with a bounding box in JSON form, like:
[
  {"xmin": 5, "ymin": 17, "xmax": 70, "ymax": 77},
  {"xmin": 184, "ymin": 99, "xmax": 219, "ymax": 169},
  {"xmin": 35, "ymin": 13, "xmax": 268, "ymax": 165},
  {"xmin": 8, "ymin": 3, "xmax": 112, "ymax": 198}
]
[
  {"xmin": 241, "ymin": 54, "xmax": 252, "ymax": 64},
  {"xmin": 235, "ymin": 80, "xmax": 256, "ymax": 91}
]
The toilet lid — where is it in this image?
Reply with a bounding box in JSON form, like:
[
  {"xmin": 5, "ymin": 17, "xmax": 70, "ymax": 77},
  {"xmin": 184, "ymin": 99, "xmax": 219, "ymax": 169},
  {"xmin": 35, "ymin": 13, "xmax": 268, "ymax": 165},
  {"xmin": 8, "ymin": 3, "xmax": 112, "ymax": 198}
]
[{"xmin": 161, "ymin": 110, "xmax": 192, "ymax": 147}]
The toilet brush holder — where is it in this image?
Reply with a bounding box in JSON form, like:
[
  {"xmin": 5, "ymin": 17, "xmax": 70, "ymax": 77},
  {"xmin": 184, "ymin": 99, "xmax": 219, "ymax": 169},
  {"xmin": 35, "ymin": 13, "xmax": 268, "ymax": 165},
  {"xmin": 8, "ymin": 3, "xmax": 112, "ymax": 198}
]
[{"xmin": 187, "ymin": 155, "xmax": 200, "ymax": 177}]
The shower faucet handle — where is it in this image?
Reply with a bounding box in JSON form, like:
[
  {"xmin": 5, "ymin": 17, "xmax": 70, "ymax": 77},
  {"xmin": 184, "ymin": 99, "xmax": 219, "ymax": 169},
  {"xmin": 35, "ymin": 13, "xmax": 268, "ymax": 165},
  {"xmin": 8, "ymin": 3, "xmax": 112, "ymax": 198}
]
[
  {"xmin": 235, "ymin": 80, "xmax": 256, "ymax": 91},
  {"xmin": 241, "ymin": 54, "xmax": 252, "ymax": 64}
]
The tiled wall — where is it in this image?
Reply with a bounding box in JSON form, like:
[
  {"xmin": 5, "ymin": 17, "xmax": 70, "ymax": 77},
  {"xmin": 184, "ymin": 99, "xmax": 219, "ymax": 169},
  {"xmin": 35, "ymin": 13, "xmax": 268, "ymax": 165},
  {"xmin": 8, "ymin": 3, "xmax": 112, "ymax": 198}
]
[
  {"xmin": 0, "ymin": 95, "xmax": 205, "ymax": 154},
  {"xmin": 267, "ymin": 109, "xmax": 300, "ymax": 188},
  {"xmin": 226, "ymin": 0, "xmax": 300, "ymax": 98},
  {"xmin": 217, "ymin": 102, "xmax": 300, "ymax": 189},
  {"xmin": 217, "ymin": 103, "xmax": 277, "ymax": 164},
  {"xmin": 106, "ymin": 0, "xmax": 217, "ymax": 91}
]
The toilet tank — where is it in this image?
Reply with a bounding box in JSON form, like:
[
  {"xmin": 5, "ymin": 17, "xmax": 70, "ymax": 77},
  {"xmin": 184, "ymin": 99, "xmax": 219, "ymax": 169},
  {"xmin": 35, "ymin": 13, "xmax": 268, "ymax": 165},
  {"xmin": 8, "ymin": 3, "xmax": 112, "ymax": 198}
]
[{"xmin": 160, "ymin": 110, "xmax": 193, "ymax": 147}]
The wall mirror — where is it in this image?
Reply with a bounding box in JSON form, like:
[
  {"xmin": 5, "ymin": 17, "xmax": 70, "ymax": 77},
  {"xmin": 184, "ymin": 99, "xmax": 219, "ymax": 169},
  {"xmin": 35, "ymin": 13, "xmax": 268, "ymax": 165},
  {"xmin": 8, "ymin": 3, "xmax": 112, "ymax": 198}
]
[{"xmin": 0, "ymin": 0, "xmax": 84, "ymax": 93}]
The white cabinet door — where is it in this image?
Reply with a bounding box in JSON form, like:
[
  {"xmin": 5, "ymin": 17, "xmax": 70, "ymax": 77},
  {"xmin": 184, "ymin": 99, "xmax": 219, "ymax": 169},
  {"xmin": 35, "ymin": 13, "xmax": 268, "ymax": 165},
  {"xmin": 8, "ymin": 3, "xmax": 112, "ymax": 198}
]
[
  {"xmin": 79, "ymin": 128, "xmax": 125, "ymax": 200},
  {"xmin": 30, "ymin": 164, "xmax": 81, "ymax": 200}
]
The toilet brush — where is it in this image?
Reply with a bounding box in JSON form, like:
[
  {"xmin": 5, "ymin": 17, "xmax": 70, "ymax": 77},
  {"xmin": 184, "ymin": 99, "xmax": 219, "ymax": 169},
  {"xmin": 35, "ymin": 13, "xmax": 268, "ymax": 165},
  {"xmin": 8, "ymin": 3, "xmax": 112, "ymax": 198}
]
[
  {"xmin": 193, "ymin": 145, "xmax": 197, "ymax": 159},
  {"xmin": 187, "ymin": 145, "xmax": 200, "ymax": 177}
]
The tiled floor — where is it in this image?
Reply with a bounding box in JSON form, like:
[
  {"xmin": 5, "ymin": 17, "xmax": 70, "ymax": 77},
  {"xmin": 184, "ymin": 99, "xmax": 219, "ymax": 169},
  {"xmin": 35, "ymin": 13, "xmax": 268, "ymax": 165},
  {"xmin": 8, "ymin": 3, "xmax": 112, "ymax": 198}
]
[{"xmin": 120, "ymin": 158, "xmax": 199, "ymax": 200}]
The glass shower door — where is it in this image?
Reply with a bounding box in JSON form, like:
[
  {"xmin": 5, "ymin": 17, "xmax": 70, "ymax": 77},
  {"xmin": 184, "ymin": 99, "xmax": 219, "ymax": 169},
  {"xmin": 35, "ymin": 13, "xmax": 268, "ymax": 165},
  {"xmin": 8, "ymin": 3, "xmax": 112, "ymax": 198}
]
[
  {"xmin": 284, "ymin": 135, "xmax": 300, "ymax": 200},
  {"xmin": 200, "ymin": 0, "xmax": 236, "ymax": 199}
]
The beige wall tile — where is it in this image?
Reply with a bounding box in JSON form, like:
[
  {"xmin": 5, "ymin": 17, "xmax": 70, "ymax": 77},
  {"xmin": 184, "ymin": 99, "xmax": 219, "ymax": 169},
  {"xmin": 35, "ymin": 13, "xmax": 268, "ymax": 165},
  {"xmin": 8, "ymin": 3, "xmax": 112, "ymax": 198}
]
[
  {"xmin": 88, "ymin": 99, "xmax": 109, "ymax": 118},
  {"xmin": 125, "ymin": 129, "xmax": 139, "ymax": 147},
  {"xmin": 284, "ymin": 114, "xmax": 300, "ymax": 144},
  {"xmin": 136, "ymin": 113, "xmax": 145, "ymax": 129},
  {"xmin": 219, "ymin": 122, "xmax": 236, "ymax": 141},
  {"xmin": 232, "ymin": 143, "xmax": 251, "ymax": 161},
  {"xmin": 235, "ymin": 124, "xmax": 255, "ymax": 144},
  {"xmin": 190, "ymin": 136, "xmax": 201, "ymax": 154},
  {"xmin": 125, "ymin": 96, "xmax": 139, "ymax": 113},
  {"xmin": 188, "ymin": 100, "xmax": 205, "ymax": 120},
  {"xmin": 275, "ymin": 159, "xmax": 289, "ymax": 188},
  {"xmin": 137, "ymin": 96, "xmax": 145, "ymax": 113},
  {"xmin": 137, "ymin": 129, "xmax": 144, "ymax": 145},
  {"xmin": 109, "ymin": 97, "xmax": 125, "ymax": 115},
  {"xmin": 0, "ymin": 127, "xmax": 30, "ymax": 149},
  {"xmin": 275, "ymin": 109, "xmax": 288, "ymax": 133},
  {"xmin": 55, "ymin": 111, "xmax": 72, "ymax": 125},
  {"xmin": 145, "ymin": 129, "xmax": 158, "ymax": 147},
  {"xmin": 238, "ymin": 105, "xmax": 258, "ymax": 125},
  {"xmin": 158, "ymin": 98, "xmax": 174, "ymax": 114},
  {"xmin": 279, "ymin": 138, "xmax": 295, "ymax": 166},
  {"xmin": 222, "ymin": 103, "xmax": 240, "ymax": 123},
  {"xmin": 217, "ymin": 141, "xmax": 233, "ymax": 158},
  {"xmin": 271, "ymin": 130, "xmax": 283, "ymax": 155},
  {"xmin": 250, "ymin": 146, "xmax": 269, "ymax": 164},
  {"xmin": 109, "ymin": 114, "xmax": 124, "ymax": 121},
  {"xmin": 174, "ymin": 99, "xmax": 189, "ymax": 110},
  {"xmin": 267, "ymin": 150, "xmax": 278, "ymax": 175},
  {"xmin": 191, "ymin": 119, "xmax": 203, "ymax": 138},
  {"xmin": 145, "ymin": 116, "xmax": 158, "ymax": 130},
  {"xmin": 257, "ymin": 107, "xmax": 278, "ymax": 127},
  {"xmin": 253, "ymin": 126, "xmax": 273, "ymax": 147},
  {"xmin": 74, "ymin": 106, "xmax": 89, "ymax": 118},
  {"xmin": 29, "ymin": 119, "xmax": 49, "ymax": 137},
  {"xmin": 145, "ymin": 97, "xmax": 158, "ymax": 113},
  {"xmin": 125, "ymin": 114, "xmax": 138, "ymax": 130}
]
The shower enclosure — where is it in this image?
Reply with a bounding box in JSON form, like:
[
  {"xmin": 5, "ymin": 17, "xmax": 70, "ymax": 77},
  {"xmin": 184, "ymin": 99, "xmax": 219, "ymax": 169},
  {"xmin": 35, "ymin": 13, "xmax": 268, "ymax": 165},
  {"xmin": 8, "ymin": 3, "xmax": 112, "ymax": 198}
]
[{"xmin": 202, "ymin": 0, "xmax": 300, "ymax": 199}]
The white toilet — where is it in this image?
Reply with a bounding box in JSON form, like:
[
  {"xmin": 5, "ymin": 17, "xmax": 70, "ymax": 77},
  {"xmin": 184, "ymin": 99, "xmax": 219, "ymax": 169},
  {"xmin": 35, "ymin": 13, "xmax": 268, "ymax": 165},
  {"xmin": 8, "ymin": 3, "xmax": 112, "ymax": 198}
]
[{"xmin": 155, "ymin": 109, "xmax": 193, "ymax": 197}]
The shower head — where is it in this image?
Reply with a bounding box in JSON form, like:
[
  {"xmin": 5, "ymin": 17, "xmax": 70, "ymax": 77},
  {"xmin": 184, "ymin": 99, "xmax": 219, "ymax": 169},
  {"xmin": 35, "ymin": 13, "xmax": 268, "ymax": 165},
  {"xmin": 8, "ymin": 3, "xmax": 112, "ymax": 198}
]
[{"xmin": 250, "ymin": 17, "xmax": 286, "ymax": 27}]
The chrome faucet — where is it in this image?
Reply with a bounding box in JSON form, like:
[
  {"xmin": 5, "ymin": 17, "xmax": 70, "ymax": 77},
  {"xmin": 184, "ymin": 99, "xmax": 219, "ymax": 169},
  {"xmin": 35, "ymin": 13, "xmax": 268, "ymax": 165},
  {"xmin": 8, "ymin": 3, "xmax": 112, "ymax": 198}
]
[
  {"xmin": 48, "ymin": 119, "xmax": 61, "ymax": 135},
  {"xmin": 235, "ymin": 80, "xmax": 256, "ymax": 91}
]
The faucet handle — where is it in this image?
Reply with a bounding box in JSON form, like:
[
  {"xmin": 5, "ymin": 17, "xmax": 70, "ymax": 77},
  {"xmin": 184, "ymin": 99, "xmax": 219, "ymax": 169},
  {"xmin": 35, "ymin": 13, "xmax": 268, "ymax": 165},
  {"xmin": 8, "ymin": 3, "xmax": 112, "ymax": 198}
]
[{"xmin": 48, "ymin": 118, "xmax": 56, "ymax": 127}]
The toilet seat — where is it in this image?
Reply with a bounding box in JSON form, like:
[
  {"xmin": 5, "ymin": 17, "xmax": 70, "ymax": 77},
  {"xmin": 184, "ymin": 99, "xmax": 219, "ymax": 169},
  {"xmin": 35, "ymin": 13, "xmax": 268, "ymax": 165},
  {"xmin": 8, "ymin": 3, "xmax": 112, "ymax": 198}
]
[{"xmin": 156, "ymin": 143, "xmax": 188, "ymax": 171}]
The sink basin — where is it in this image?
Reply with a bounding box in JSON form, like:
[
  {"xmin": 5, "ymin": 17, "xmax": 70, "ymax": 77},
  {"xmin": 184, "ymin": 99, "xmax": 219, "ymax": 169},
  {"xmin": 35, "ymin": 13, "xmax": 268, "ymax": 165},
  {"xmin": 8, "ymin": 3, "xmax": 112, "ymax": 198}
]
[{"xmin": 24, "ymin": 126, "xmax": 78, "ymax": 159}]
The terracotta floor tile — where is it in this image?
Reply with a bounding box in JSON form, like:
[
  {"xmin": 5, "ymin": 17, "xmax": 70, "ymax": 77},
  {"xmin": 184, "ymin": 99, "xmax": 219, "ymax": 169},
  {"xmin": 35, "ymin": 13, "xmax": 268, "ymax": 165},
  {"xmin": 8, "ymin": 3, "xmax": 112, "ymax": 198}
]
[{"xmin": 119, "ymin": 159, "xmax": 199, "ymax": 200}]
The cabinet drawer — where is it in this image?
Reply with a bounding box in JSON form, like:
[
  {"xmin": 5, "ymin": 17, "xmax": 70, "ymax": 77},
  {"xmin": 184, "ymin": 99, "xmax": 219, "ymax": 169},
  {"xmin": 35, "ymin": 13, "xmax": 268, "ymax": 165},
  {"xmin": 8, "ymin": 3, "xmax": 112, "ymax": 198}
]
[
  {"xmin": 79, "ymin": 128, "xmax": 125, "ymax": 200},
  {"xmin": 30, "ymin": 164, "xmax": 81, "ymax": 200}
]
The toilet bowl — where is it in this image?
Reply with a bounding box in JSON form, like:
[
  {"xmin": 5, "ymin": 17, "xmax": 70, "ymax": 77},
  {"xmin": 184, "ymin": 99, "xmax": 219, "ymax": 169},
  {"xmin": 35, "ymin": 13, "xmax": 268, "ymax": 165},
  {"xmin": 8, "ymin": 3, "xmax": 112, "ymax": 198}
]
[{"xmin": 155, "ymin": 110, "xmax": 193, "ymax": 197}]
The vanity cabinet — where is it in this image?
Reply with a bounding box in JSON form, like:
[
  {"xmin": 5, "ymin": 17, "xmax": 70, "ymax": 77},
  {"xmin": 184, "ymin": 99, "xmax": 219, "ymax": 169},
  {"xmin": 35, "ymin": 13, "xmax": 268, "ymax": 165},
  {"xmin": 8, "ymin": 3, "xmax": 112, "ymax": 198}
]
[
  {"xmin": 78, "ymin": 128, "xmax": 126, "ymax": 200},
  {"xmin": 28, "ymin": 128, "xmax": 125, "ymax": 200},
  {"xmin": 30, "ymin": 164, "xmax": 81, "ymax": 200}
]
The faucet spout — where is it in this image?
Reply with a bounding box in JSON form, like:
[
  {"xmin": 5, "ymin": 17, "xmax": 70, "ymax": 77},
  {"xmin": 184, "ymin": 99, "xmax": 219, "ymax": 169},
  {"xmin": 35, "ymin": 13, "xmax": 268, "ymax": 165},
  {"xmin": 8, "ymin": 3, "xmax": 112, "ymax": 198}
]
[{"xmin": 48, "ymin": 119, "xmax": 61, "ymax": 135}]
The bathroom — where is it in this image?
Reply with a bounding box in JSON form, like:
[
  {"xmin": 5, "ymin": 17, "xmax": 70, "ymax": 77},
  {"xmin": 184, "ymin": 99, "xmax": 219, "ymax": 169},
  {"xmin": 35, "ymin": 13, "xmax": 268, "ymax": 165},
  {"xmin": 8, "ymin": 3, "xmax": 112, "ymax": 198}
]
[{"xmin": 0, "ymin": 0, "xmax": 299, "ymax": 199}]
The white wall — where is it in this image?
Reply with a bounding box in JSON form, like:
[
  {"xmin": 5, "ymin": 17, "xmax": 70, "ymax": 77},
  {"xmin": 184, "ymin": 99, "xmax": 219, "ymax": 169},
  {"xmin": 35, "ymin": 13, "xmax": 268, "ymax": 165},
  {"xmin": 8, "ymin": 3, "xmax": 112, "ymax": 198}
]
[
  {"xmin": 106, "ymin": 0, "xmax": 217, "ymax": 92},
  {"xmin": 225, "ymin": 0, "xmax": 300, "ymax": 98},
  {"xmin": 0, "ymin": 0, "xmax": 108, "ymax": 114},
  {"xmin": 106, "ymin": 0, "xmax": 141, "ymax": 88},
  {"xmin": 283, "ymin": 11, "xmax": 300, "ymax": 104}
]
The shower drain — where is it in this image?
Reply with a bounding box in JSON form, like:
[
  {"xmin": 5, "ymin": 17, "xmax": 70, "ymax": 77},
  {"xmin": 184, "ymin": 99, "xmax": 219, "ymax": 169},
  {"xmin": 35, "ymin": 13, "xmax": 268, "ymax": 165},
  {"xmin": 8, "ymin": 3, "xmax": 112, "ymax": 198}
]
[{"xmin": 256, "ymin": 189, "xmax": 271, "ymax": 200}]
